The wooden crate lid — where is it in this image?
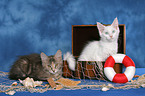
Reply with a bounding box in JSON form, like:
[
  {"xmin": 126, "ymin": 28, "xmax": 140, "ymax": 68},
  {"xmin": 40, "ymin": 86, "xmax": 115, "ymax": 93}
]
[{"xmin": 72, "ymin": 24, "xmax": 126, "ymax": 57}]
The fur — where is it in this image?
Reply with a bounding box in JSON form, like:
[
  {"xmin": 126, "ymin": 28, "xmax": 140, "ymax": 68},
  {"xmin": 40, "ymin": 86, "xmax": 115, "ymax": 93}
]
[
  {"xmin": 64, "ymin": 52, "xmax": 76, "ymax": 71},
  {"xmin": 9, "ymin": 50, "xmax": 63, "ymax": 81},
  {"xmin": 65, "ymin": 17, "xmax": 120, "ymax": 71},
  {"xmin": 79, "ymin": 17, "xmax": 119, "ymax": 61}
]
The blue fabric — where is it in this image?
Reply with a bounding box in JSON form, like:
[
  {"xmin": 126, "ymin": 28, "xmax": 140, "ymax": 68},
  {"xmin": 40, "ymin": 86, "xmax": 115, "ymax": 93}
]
[
  {"xmin": 1, "ymin": 89, "xmax": 145, "ymax": 96},
  {"xmin": 0, "ymin": 0, "xmax": 145, "ymax": 72},
  {"xmin": 0, "ymin": 68, "xmax": 145, "ymax": 96}
]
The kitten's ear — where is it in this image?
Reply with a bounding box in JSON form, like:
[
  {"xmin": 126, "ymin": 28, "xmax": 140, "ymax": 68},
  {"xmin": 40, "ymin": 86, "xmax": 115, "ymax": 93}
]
[
  {"xmin": 97, "ymin": 22, "xmax": 105, "ymax": 35},
  {"xmin": 111, "ymin": 17, "xmax": 119, "ymax": 30},
  {"xmin": 40, "ymin": 52, "xmax": 49, "ymax": 66},
  {"xmin": 54, "ymin": 50, "xmax": 62, "ymax": 59}
]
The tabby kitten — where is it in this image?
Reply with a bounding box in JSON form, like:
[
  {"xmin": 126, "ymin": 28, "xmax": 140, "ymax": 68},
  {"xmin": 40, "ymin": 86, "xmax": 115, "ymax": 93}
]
[{"xmin": 9, "ymin": 50, "xmax": 63, "ymax": 81}]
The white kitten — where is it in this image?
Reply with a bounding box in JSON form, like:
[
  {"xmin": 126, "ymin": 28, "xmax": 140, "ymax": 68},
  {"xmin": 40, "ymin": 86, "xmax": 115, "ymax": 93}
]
[
  {"xmin": 64, "ymin": 17, "xmax": 120, "ymax": 72},
  {"xmin": 78, "ymin": 17, "xmax": 120, "ymax": 61}
]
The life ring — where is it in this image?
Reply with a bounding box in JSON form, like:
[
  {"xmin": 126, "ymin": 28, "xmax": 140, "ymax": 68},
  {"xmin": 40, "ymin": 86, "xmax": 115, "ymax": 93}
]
[{"xmin": 104, "ymin": 54, "xmax": 135, "ymax": 83}]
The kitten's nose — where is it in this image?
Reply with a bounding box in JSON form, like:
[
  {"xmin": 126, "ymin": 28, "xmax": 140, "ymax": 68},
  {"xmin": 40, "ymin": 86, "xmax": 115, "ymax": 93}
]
[{"xmin": 110, "ymin": 35, "xmax": 113, "ymax": 38}]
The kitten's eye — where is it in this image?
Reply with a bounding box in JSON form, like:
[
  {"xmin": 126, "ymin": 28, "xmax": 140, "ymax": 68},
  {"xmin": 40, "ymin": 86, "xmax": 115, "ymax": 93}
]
[
  {"xmin": 55, "ymin": 64, "xmax": 58, "ymax": 68},
  {"xmin": 112, "ymin": 30, "xmax": 115, "ymax": 33},
  {"xmin": 105, "ymin": 32, "xmax": 108, "ymax": 35},
  {"xmin": 47, "ymin": 65, "xmax": 51, "ymax": 67}
]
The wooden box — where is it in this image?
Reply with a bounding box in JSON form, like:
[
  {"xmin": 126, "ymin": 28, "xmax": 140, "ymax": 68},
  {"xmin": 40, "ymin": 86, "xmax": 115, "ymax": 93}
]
[{"xmin": 63, "ymin": 24, "xmax": 126, "ymax": 79}]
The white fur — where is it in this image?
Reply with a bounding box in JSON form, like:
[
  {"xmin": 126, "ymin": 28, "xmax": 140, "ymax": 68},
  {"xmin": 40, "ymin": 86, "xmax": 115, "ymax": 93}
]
[
  {"xmin": 64, "ymin": 18, "xmax": 120, "ymax": 71},
  {"xmin": 78, "ymin": 17, "xmax": 120, "ymax": 61},
  {"xmin": 64, "ymin": 52, "xmax": 76, "ymax": 71}
]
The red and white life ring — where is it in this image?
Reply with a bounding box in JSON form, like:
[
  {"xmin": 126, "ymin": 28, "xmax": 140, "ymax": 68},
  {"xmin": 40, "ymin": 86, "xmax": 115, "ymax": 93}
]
[{"xmin": 104, "ymin": 54, "xmax": 135, "ymax": 83}]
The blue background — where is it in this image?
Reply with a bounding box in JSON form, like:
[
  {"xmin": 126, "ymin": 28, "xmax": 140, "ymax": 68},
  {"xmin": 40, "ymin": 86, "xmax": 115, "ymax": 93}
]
[{"xmin": 0, "ymin": 0, "xmax": 145, "ymax": 71}]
